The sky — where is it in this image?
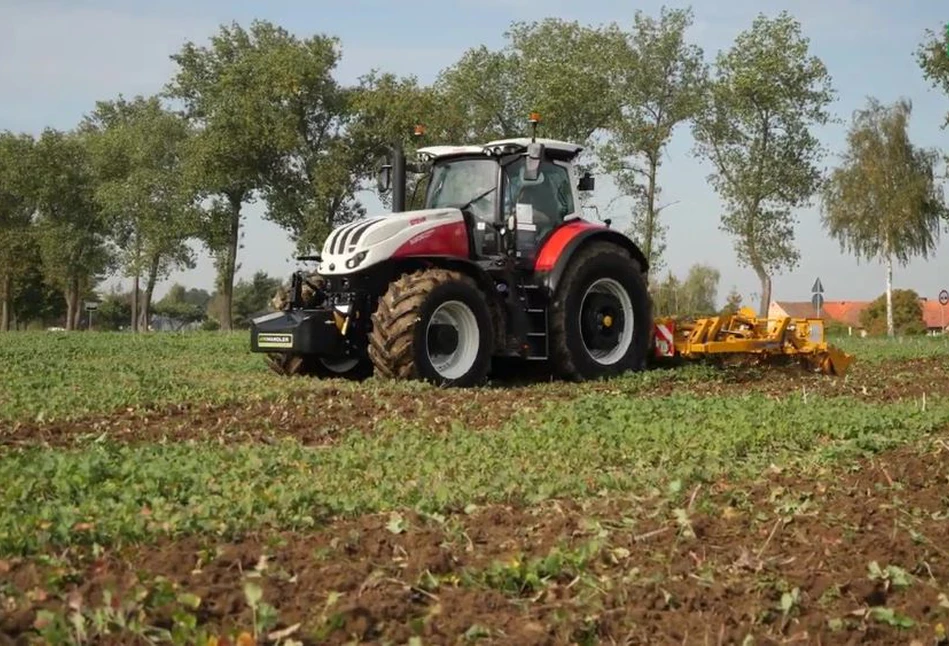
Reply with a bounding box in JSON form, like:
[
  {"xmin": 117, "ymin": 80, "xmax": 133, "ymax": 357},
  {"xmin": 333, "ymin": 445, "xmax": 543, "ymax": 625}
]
[{"xmin": 3, "ymin": 0, "xmax": 949, "ymax": 310}]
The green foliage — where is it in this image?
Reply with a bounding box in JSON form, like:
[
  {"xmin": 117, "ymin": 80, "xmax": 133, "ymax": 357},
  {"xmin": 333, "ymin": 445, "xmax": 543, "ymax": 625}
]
[
  {"xmin": 599, "ymin": 7, "xmax": 707, "ymax": 271},
  {"xmin": 82, "ymin": 94, "xmax": 198, "ymax": 331},
  {"xmin": 820, "ymin": 97, "xmax": 948, "ymax": 336},
  {"xmin": 859, "ymin": 289, "xmax": 926, "ymax": 336},
  {"xmin": 95, "ymin": 290, "xmax": 133, "ymax": 331},
  {"xmin": 720, "ymin": 287, "xmax": 743, "ymax": 315},
  {"xmin": 650, "ymin": 263, "xmax": 720, "ymax": 317},
  {"xmin": 915, "ymin": 23, "xmax": 949, "ymax": 129},
  {"xmin": 30, "ymin": 128, "xmax": 115, "ymax": 330},
  {"xmin": 1, "ymin": 391, "xmax": 947, "ymax": 556},
  {"xmin": 692, "ymin": 11, "xmax": 834, "ymax": 315},
  {"xmin": 232, "ymin": 271, "xmax": 282, "ymax": 328},
  {"xmin": 165, "ymin": 20, "xmax": 308, "ymax": 330},
  {"xmin": 9, "ymin": 253, "xmax": 67, "ymax": 328},
  {"xmin": 152, "ymin": 284, "xmax": 210, "ymax": 329},
  {"xmin": 435, "ymin": 19, "xmax": 625, "ymax": 145},
  {"xmin": 0, "ymin": 332, "xmax": 298, "ymax": 422},
  {"xmin": 0, "ymin": 131, "xmax": 36, "ymax": 331}
]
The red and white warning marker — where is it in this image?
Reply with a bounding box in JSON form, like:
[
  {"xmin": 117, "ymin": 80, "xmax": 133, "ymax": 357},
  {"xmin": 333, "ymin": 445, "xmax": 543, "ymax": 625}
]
[{"xmin": 653, "ymin": 321, "xmax": 675, "ymax": 358}]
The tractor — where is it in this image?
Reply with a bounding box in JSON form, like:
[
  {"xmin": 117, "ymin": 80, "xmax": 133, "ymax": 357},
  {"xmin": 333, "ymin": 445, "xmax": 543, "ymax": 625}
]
[
  {"xmin": 251, "ymin": 115, "xmax": 854, "ymax": 385},
  {"xmin": 252, "ymin": 116, "xmax": 654, "ymax": 386}
]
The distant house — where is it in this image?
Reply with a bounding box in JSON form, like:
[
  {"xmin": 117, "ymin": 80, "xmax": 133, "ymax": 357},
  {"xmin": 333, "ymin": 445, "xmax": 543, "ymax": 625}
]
[
  {"xmin": 919, "ymin": 299, "xmax": 949, "ymax": 334},
  {"xmin": 769, "ymin": 300, "xmax": 870, "ymax": 336},
  {"xmin": 770, "ymin": 298, "xmax": 949, "ymax": 336}
]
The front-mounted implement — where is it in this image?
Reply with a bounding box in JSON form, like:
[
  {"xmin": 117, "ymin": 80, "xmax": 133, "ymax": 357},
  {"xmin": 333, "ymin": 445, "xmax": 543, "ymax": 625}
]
[{"xmin": 652, "ymin": 307, "xmax": 853, "ymax": 376}]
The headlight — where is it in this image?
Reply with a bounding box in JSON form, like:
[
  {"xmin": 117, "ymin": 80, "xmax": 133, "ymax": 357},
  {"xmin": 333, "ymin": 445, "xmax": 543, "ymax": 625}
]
[{"xmin": 345, "ymin": 250, "xmax": 368, "ymax": 269}]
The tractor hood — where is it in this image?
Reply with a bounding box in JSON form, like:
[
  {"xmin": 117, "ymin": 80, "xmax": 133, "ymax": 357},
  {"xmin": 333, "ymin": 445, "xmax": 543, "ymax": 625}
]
[{"xmin": 317, "ymin": 207, "xmax": 466, "ymax": 276}]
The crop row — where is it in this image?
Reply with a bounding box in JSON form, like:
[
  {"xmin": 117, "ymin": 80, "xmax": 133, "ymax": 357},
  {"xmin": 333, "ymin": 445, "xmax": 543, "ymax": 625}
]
[{"xmin": 2, "ymin": 391, "xmax": 947, "ymax": 556}]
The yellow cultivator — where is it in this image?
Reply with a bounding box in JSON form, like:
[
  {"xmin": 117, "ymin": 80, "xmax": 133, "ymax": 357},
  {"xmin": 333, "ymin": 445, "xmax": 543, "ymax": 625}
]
[{"xmin": 652, "ymin": 307, "xmax": 854, "ymax": 376}]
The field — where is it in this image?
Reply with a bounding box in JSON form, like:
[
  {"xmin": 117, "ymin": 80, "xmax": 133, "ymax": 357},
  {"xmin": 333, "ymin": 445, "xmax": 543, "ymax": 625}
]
[{"xmin": 2, "ymin": 332, "xmax": 949, "ymax": 645}]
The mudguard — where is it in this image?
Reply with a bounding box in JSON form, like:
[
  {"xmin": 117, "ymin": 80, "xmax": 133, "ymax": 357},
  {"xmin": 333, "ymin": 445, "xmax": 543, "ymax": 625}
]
[{"xmin": 533, "ymin": 221, "xmax": 649, "ymax": 295}]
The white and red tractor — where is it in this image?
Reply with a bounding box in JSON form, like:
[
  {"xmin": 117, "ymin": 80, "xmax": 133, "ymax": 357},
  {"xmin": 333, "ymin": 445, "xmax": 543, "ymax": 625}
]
[{"xmin": 251, "ymin": 123, "xmax": 654, "ymax": 386}]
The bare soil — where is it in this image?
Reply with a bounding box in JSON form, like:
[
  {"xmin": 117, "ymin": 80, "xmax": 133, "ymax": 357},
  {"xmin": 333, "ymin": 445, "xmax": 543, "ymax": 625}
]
[
  {"xmin": 2, "ymin": 357, "xmax": 948, "ymax": 451},
  {"xmin": 3, "ymin": 437, "xmax": 949, "ymax": 644}
]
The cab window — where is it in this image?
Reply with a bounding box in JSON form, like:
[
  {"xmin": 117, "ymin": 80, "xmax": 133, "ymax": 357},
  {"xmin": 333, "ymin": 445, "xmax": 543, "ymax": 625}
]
[{"xmin": 503, "ymin": 159, "xmax": 575, "ymax": 225}]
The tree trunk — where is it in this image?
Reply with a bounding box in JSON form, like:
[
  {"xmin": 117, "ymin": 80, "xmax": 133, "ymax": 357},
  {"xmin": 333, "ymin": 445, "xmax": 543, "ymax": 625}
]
[
  {"xmin": 753, "ymin": 263, "xmax": 771, "ymax": 318},
  {"xmin": 220, "ymin": 194, "xmax": 242, "ymax": 332},
  {"xmin": 132, "ymin": 273, "xmax": 140, "ymax": 333},
  {"xmin": 885, "ymin": 253, "xmax": 894, "ymax": 337},
  {"xmin": 644, "ymin": 156, "xmax": 658, "ymax": 268},
  {"xmin": 64, "ymin": 280, "xmax": 77, "ymax": 331},
  {"xmin": 140, "ymin": 254, "xmax": 160, "ymax": 332},
  {"xmin": 1, "ymin": 274, "xmax": 11, "ymax": 332}
]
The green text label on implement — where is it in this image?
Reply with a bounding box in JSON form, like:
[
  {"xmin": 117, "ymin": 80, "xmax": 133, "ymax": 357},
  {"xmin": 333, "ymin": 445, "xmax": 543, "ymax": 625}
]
[{"xmin": 257, "ymin": 333, "xmax": 293, "ymax": 349}]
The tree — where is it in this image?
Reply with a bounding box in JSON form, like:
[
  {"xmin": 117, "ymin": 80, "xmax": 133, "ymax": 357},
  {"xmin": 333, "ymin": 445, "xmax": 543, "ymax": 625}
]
[
  {"xmin": 820, "ymin": 98, "xmax": 947, "ymax": 337},
  {"xmin": 720, "ymin": 287, "xmax": 743, "ymax": 315},
  {"xmin": 649, "ymin": 271, "xmax": 680, "ymax": 317},
  {"xmin": 347, "ymin": 71, "xmax": 448, "ymax": 213},
  {"xmin": 916, "ymin": 24, "xmax": 949, "ymax": 130},
  {"xmin": 435, "ymin": 19, "xmax": 625, "ymax": 146},
  {"xmin": 679, "ymin": 263, "xmax": 720, "ymax": 316},
  {"xmin": 153, "ymin": 283, "xmax": 209, "ymax": 330},
  {"xmin": 165, "ymin": 20, "xmax": 301, "ymax": 330},
  {"xmin": 9, "ymin": 245, "xmax": 66, "ymax": 329},
  {"xmin": 233, "ymin": 271, "xmax": 283, "ymax": 328},
  {"xmin": 246, "ymin": 25, "xmax": 360, "ymax": 255},
  {"xmin": 600, "ymin": 7, "xmax": 707, "ymax": 271},
  {"xmin": 30, "ymin": 128, "xmax": 114, "ymax": 330},
  {"xmin": 859, "ymin": 289, "xmax": 926, "ymax": 336},
  {"xmin": 0, "ymin": 131, "xmax": 35, "ymax": 331},
  {"xmin": 83, "ymin": 95, "xmax": 198, "ymax": 332},
  {"xmin": 692, "ymin": 12, "xmax": 834, "ymax": 316}
]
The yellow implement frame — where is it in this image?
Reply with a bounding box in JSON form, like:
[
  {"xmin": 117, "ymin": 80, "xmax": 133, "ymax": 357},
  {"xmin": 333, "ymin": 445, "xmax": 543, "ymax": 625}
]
[{"xmin": 654, "ymin": 307, "xmax": 854, "ymax": 376}]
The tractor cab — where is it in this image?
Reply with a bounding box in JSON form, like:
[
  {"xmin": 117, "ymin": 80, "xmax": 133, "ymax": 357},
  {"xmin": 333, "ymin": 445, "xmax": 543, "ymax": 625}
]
[{"xmin": 410, "ymin": 137, "xmax": 594, "ymax": 265}]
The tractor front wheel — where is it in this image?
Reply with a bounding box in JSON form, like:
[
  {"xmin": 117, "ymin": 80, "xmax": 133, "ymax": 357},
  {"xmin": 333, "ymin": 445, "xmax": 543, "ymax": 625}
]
[
  {"xmin": 548, "ymin": 241, "xmax": 652, "ymax": 381},
  {"xmin": 368, "ymin": 268, "xmax": 493, "ymax": 387}
]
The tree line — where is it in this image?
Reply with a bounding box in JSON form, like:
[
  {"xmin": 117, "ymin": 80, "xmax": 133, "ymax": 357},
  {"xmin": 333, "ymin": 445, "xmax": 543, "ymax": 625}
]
[{"xmin": 2, "ymin": 9, "xmax": 949, "ymax": 334}]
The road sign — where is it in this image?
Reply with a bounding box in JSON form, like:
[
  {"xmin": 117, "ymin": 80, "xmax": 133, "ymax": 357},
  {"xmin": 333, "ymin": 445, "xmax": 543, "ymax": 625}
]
[
  {"xmin": 939, "ymin": 290, "xmax": 949, "ymax": 306},
  {"xmin": 84, "ymin": 301, "xmax": 99, "ymax": 312},
  {"xmin": 811, "ymin": 277, "xmax": 824, "ymax": 294},
  {"xmin": 811, "ymin": 292, "xmax": 824, "ymax": 310}
]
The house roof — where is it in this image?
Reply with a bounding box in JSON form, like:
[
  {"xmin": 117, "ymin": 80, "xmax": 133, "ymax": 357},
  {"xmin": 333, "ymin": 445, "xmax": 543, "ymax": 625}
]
[
  {"xmin": 821, "ymin": 301, "xmax": 867, "ymax": 328},
  {"xmin": 773, "ymin": 301, "xmax": 821, "ymax": 319},
  {"xmin": 774, "ymin": 298, "xmax": 949, "ymax": 329},
  {"xmin": 772, "ymin": 300, "xmax": 868, "ymax": 327},
  {"xmin": 921, "ymin": 300, "xmax": 949, "ymax": 329}
]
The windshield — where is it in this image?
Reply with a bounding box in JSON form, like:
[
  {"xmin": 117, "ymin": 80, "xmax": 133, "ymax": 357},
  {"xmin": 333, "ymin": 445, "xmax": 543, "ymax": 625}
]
[{"xmin": 425, "ymin": 158, "xmax": 498, "ymax": 222}]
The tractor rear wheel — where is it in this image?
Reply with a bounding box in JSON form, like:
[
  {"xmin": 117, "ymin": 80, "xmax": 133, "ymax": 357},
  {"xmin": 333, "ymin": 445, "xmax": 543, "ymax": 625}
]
[
  {"xmin": 548, "ymin": 241, "xmax": 652, "ymax": 381},
  {"xmin": 368, "ymin": 268, "xmax": 493, "ymax": 387}
]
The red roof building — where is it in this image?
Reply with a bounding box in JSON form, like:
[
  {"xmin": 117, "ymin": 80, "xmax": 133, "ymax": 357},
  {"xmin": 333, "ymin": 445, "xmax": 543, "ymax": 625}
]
[{"xmin": 769, "ymin": 298, "xmax": 949, "ymax": 335}]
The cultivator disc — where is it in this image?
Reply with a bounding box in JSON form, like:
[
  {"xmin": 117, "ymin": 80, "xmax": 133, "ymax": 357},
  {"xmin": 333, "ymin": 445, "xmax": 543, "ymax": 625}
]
[{"xmin": 655, "ymin": 307, "xmax": 854, "ymax": 377}]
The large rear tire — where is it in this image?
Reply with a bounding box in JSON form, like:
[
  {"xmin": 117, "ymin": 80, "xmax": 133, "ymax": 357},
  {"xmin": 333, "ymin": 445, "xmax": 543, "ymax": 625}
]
[
  {"xmin": 368, "ymin": 268, "xmax": 493, "ymax": 387},
  {"xmin": 548, "ymin": 241, "xmax": 652, "ymax": 381}
]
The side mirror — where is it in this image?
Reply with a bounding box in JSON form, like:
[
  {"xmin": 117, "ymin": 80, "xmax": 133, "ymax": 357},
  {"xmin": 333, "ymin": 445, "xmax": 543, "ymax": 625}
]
[
  {"xmin": 578, "ymin": 172, "xmax": 595, "ymax": 191},
  {"xmin": 523, "ymin": 142, "xmax": 544, "ymax": 181},
  {"xmin": 377, "ymin": 164, "xmax": 392, "ymax": 193}
]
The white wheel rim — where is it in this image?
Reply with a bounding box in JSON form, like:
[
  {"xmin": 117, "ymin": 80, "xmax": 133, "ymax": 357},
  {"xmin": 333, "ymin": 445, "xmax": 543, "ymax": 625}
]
[
  {"xmin": 320, "ymin": 357, "xmax": 359, "ymax": 373},
  {"xmin": 425, "ymin": 300, "xmax": 480, "ymax": 380},
  {"xmin": 578, "ymin": 277, "xmax": 634, "ymax": 365}
]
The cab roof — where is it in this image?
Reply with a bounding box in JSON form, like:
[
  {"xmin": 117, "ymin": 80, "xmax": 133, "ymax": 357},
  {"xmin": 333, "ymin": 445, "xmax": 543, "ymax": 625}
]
[{"xmin": 416, "ymin": 137, "xmax": 584, "ymax": 162}]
